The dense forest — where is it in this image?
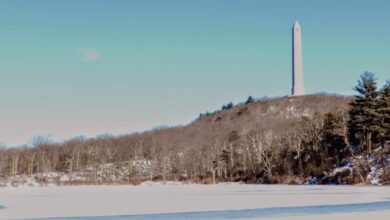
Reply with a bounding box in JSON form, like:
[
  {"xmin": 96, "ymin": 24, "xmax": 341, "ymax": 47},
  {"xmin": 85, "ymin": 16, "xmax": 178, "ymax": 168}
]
[{"xmin": 0, "ymin": 72, "xmax": 389, "ymax": 186}]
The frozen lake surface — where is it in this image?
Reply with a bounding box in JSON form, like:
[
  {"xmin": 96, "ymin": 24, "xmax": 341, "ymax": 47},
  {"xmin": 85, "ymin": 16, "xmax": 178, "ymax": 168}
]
[
  {"xmin": 1, "ymin": 182, "xmax": 390, "ymax": 220},
  {"xmin": 38, "ymin": 200, "xmax": 390, "ymax": 220}
]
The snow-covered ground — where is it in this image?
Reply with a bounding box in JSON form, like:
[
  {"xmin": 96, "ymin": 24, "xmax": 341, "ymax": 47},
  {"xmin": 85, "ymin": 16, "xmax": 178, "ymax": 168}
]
[{"xmin": 1, "ymin": 182, "xmax": 390, "ymax": 219}]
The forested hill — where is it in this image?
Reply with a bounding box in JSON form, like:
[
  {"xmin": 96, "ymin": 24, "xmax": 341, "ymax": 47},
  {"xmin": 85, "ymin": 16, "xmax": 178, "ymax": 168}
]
[
  {"xmin": 0, "ymin": 95, "xmax": 361, "ymax": 185},
  {"xmin": 1, "ymin": 71, "xmax": 390, "ymax": 186}
]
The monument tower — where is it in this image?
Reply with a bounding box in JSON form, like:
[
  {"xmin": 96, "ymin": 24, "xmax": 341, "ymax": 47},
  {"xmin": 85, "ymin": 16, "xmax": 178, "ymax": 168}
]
[{"xmin": 291, "ymin": 21, "xmax": 305, "ymax": 96}]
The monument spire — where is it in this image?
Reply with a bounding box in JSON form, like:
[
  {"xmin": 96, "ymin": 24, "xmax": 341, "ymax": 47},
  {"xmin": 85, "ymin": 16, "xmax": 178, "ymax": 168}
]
[{"xmin": 291, "ymin": 21, "xmax": 305, "ymax": 96}]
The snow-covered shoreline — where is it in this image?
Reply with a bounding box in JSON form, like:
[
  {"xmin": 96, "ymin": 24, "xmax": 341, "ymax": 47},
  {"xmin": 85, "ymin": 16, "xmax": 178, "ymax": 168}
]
[{"xmin": 1, "ymin": 182, "xmax": 390, "ymax": 219}]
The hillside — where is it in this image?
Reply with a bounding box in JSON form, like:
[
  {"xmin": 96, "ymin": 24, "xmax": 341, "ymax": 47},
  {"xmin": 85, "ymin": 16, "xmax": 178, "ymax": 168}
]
[
  {"xmin": 1, "ymin": 94, "xmax": 389, "ymax": 186},
  {"xmin": 192, "ymin": 95, "xmax": 351, "ymax": 140}
]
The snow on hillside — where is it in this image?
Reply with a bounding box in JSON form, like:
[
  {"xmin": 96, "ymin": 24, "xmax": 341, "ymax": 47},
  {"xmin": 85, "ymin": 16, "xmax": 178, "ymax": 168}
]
[
  {"xmin": 0, "ymin": 159, "xmax": 153, "ymax": 187},
  {"xmin": 1, "ymin": 154, "xmax": 389, "ymax": 187}
]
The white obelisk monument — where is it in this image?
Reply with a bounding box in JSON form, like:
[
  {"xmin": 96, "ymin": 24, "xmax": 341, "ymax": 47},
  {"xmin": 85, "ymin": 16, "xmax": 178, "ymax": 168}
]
[{"xmin": 291, "ymin": 21, "xmax": 305, "ymax": 96}]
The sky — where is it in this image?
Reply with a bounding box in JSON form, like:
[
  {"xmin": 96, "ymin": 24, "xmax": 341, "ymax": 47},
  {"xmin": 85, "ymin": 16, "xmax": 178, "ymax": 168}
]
[{"xmin": 0, "ymin": 0, "xmax": 389, "ymax": 147}]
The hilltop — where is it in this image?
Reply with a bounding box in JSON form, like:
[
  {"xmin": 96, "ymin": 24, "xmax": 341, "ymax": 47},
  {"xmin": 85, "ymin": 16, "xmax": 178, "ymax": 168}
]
[{"xmin": 193, "ymin": 94, "xmax": 351, "ymax": 139}]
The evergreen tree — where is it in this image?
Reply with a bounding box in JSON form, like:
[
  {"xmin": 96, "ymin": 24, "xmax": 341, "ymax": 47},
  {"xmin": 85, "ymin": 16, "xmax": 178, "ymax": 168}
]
[
  {"xmin": 323, "ymin": 112, "xmax": 347, "ymax": 165},
  {"xmin": 245, "ymin": 96, "xmax": 255, "ymax": 104},
  {"xmin": 348, "ymin": 72, "xmax": 379, "ymax": 155},
  {"xmin": 372, "ymin": 81, "xmax": 390, "ymax": 148},
  {"xmin": 221, "ymin": 102, "xmax": 234, "ymax": 110}
]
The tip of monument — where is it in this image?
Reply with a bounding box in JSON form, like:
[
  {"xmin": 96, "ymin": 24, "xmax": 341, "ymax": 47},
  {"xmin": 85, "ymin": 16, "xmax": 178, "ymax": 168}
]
[{"xmin": 294, "ymin": 20, "xmax": 300, "ymax": 26}]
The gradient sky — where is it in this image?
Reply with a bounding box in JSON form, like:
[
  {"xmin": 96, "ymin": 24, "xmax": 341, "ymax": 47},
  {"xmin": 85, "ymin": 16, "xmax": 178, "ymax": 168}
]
[{"xmin": 0, "ymin": 0, "xmax": 389, "ymax": 146}]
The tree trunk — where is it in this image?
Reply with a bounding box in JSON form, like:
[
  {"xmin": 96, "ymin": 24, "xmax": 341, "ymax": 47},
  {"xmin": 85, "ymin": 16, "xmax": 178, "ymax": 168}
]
[{"xmin": 367, "ymin": 132, "xmax": 372, "ymax": 156}]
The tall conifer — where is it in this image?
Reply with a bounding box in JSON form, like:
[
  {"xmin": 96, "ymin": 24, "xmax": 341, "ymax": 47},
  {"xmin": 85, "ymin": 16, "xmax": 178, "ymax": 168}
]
[
  {"xmin": 372, "ymin": 81, "xmax": 390, "ymax": 148},
  {"xmin": 348, "ymin": 72, "xmax": 379, "ymax": 155}
]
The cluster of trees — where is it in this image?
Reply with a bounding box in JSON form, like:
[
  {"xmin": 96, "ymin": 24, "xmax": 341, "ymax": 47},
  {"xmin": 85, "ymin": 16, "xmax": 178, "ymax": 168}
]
[
  {"xmin": 0, "ymin": 73, "xmax": 388, "ymax": 185},
  {"xmin": 198, "ymin": 95, "xmax": 257, "ymax": 120},
  {"xmin": 198, "ymin": 101, "xmax": 236, "ymax": 119}
]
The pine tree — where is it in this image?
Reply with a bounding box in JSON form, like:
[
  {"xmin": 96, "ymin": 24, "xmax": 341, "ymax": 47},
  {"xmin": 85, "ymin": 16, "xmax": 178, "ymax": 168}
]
[
  {"xmin": 348, "ymin": 72, "xmax": 379, "ymax": 155},
  {"xmin": 372, "ymin": 81, "xmax": 390, "ymax": 148}
]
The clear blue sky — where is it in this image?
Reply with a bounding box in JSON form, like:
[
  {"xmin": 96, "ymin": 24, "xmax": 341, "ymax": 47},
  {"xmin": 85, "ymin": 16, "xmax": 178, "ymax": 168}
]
[{"xmin": 0, "ymin": 0, "xmax": 389, "ymax": 146}]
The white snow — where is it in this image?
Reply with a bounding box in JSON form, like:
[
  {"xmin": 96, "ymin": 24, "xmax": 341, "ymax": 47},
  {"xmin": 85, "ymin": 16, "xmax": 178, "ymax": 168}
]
[
  {"xmin": 367, "ymin": 166, "xmax": 383, "ymax": 185},
  {"xmin": 331, "ymin": 166, "xmax": 351, "ymax": 176},
  {"xmin": 0, "ymin": 183, "xmax": 390, "ymax": 219}
]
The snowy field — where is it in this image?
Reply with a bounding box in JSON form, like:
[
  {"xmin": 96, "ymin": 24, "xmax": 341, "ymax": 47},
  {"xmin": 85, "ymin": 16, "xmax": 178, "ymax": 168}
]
[{"xmin": 1, "ymin": 182, "xmax": 390, "ymax": 220}]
